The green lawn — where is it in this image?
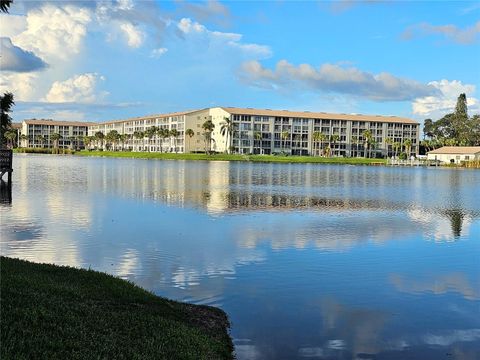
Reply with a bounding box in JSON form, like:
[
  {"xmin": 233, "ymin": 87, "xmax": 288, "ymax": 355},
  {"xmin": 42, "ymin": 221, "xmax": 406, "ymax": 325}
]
[
  {"xmin": 76, "ymin": 150, "xmax": 387, "ymax": 165},
  {"xmin": 0, "ymin": 257, "xmax": 233, "ymax": 360}
]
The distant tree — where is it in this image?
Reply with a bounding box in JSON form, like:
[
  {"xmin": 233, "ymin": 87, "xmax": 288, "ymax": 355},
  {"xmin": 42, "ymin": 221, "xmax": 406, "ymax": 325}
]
[
  {"xmin": 106, "ymin": 130, "xmax": 120, "ymax": 151},
  {"xmin": 1, "ymin": 92, "xmax": 15, "ymax": 149},
  {"xmin": 202, "ymin": 120, "xmax": 215, "ymax": 154},
  {"xmin": 362, "ymin": 130, "xmax": 372, "ymax": 158},
  {"xmin": 220, "ymin": 117, "xmax": 234, "ymax": 153},
  {"xmin": 35, "ymin": 134, "xmax": 45, "ymax": 148},
  {"xmin": 312, "ymin": 131, "xmax": 322, "ymax": 156},
  {"xmin": 50, "ymin": 133, "xmax": 62, "ymax": 152},
  {"xmin": 393, "ymin": 141, "xmax": 401, "ymax": 158},
  {"xmin": 330, "ymin": 134, "xmax": 340, "ymax": 157},
  {"xmin": 403, "ymin": 138, "xmax": 412, "ymax": 157},
  {"xmin": 133, "ymin": 130, "xmax": 144, "ymax": 151},
  {"xmin": 145, "ymin": 126, "xmax": 157, "ymax": 152},
  {"xmin": 95, "ymin": 131, "xmax": 105, "ymax": 149},
  {"xmin": 20, "ymin": 134, "xmax": 28, "ymax": 147},
  {"xmin": 4, "ymin": 129, "xmax": 17, "ymax": 149},
  {"xmin": 169, "ymin": 128, "xmax": 179, "ymax": 153},
  {"xmin": 423, "ymin": 119, "xmax": 434, "ymax": 139},
  {"xmin": 281, "ymin": 130, "xmax": 290, "ymax": 154},
  {"xmin": 185, "ymin": 128, "xmax": 194, "ymax": 153}
]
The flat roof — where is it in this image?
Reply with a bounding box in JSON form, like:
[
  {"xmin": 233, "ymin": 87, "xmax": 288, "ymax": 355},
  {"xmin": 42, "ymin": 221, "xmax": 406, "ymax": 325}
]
[
  {"xmin": 220, "ymin": 107, "xmax": 419, "ymax": 125},
  {"xmin": 428, "ymin": 146, "xmax": 480, "ymax": 155},
  {"xmin": 24, "ymin": 119, "xmax": 97, "ymax": 126}
]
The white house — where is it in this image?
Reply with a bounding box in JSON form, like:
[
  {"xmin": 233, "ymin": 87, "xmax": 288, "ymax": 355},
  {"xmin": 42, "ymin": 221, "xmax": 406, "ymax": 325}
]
[{"xmin": 427, "ymin": 146, "xmax": 480, "ymax": 164}]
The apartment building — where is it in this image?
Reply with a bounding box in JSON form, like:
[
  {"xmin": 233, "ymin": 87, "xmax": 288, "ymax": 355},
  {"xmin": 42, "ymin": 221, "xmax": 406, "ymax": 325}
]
[
  {"xmin": 19, "ymin": 107, "xmax": 419, "ymax": 157},
  {"xmin": 88, "ymin": 109, "xmax": 212, "ymax": 153},
  {"xmin": 21, "ymin": 119, "xmax": 95, "ymax": 149},
  {"xmin": 209, "ymin": 107, "xmax": 419, "ymax": 157}
]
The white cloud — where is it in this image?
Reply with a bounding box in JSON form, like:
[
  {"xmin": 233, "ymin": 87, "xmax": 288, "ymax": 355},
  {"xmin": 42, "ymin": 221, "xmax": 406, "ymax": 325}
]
[
  {"xmin": 177, "ymin": 18, "xmax": 271, "ymax": 58},
  {"xmin": 119, "ymin": 22, "xmax": 144, "ymax": 48},
  {"xmin": 150, "ymin": 47, "xmax": 168, "ymax": 58},
  {"xmin": 0, "ymin": 13, "xmax": 27, "ymax": 38},
  {"xmin": 240, "ymin": 60, "xmax": 436, "ymax": 101},
  {"xmin": 9, "ymin": 4, "xmax": 92, "ymax": 62},
  {"xmin": 412, "ymin": 80, "xmax": 478, "ymax": 117},
  {"xmin": 44, "ymin": 73, "xmax": 107, "ymax": 103},
  {"xmin": 0, "ymin": 73, "xmax": 38, "ymax": 101},
  {"xmin": 0, "ymin": 37, "xmax": 47, "ymax": 72},
  {"xmin": 402, "ymin": 21, "xmax": 480, "ymax": 45}
]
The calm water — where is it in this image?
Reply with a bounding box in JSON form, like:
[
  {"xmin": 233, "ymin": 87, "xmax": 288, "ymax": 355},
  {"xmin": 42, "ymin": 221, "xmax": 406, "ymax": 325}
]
[{"xmin": 1, "ymin": 154, "xmax": 479, "ymax": 360}]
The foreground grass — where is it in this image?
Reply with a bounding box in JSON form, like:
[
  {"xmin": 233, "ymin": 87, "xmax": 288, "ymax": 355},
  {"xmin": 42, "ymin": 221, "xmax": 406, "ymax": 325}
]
[
  {"xmin": 0, "ymin": 257, "xmax": 233, "ymax": 360},
  {"xmin": 76, "ymin": 150, "xmax": 386, "ymax": 165}
]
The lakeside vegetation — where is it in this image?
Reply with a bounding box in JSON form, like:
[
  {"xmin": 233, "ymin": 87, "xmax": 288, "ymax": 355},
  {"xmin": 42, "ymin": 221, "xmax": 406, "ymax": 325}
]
[
  {"xmin": 0, "ymin": 256, "xmax": 233, "ymax": 360},
  {"xmin": 76, "ymin": 150, "xmax": 387, "ymax": 165}
]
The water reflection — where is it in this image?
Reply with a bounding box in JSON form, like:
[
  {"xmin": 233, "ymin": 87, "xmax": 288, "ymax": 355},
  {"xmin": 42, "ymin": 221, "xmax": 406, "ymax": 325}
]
[
  {"xmin": 1, "ymin": 154, "xmax": 479, "ymax": 360},
  {"xmin": 0, "ymin": 180, "xmax": 12, "ymax": 205}
]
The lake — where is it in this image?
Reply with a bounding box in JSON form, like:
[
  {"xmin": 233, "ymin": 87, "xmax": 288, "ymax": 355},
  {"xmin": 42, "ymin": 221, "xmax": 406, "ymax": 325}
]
[{"xmin": 1, "ymin": 154, "xmax": 479, "ymax": 360}]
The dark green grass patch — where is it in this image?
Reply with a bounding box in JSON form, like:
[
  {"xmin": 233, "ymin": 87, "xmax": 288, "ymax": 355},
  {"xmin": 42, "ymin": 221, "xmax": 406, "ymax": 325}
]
[{"xmin": 0, "ymin": 257, "xmax": 233, "ymax": 360}]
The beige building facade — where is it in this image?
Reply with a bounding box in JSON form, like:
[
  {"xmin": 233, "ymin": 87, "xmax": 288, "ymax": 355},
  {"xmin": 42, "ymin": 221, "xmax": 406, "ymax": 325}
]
[
  {"xmin": 427, "ymin": 146, "xmax": 480, "ymax": 164},
  {"xmin": 19, "ymin": 107, "xmax": 420, "ymax": 157},
  {"xmin": 20, "ymin": 119, "xmax": 95, "ymax": 149}
]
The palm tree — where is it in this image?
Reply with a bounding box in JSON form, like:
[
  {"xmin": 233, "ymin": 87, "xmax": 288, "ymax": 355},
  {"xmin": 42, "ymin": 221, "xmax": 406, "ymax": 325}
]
[
  {"xmin": 1, "ymin": 92, "xmax": 14, "ymax": 149},
  {"xmin": 170, "ymin": 128, "xmax": 179, "ymax": 153},
  {"xmin": 220, "ymin": 117, "xmax": 234, "ymax": 154},
  {"xmin": 362, "ymin": 130, "xmax": 372, "ymax": 158},
  {"xmin": 83, "ymin": 135, "xmax": 92, "ymax": 150},
  {"xmin": 351, "ymin": 135, "xmax": 358, "ymax": 157},
  {"xmin": 158, "ymin": 128, "xmax": 170, "ymax": 152},
  {"xmin": 68, "ymin": 135, "xmax": 76, "ymax": 150},
  {"xmin": 185, "ymin": 128, "xmax": 194, "ymax": 153},
  {"xmin": 202, "ymin": 120, "xmax": 215, "ymax": 154},
  {"xmin": 254, "ymin": 131, "xmax": 262, "ymax": 154},
  {"xmin": 145, "ymin": 126, "xmax": 157, "ymax": 152},
  {"xmin": 403, "ymin": 138, "xmax": 412, "ymax": 158},
  {"xmin": 330, "ymin": 134, "xmax": 340, "ymax": 157},
  {"xmin": 0, "ymin": 1, "xmax": 13, "ymax": 13},
  {"xmin": 95, "ymin": 131, "xmax": 105, "ymax": 150},
  {"xmin": 4, "ymin": 129, "xmax": 17, "ymax": 149},
  {"xmin": 35, "ymin": 134, "xmax": 45, "ymax": 148},
  {"xmin": 393, "ymin": 141, "xmax": 401, "ymax": 158},
  {"xmin": 319, "ymin": 133, "xmax": 328, "ymax": 156},
  {"xmin": 50, "ymin": 133, "xmax": 62, "ymax": 153},
  {"xmin": 385, "ymin": 137, "xmax": 393, "ymax": 158},
  {"xmin": 281, "ymin": 130, "xmax": 290, "ymax": 154},
  {"xmin": 133, "ymin": 130, "xmax": 145, "ymax": 151},
  {"xmin": 20, "ymin": 134, "xmax": 28, "ymax": 148},
  {"xmin": 106, "ymin": 130, "xmax": 120, "ymax": 151},
  {"xmin": 312, "ymin": 131, "xmax": 321, "ymax": 156}
]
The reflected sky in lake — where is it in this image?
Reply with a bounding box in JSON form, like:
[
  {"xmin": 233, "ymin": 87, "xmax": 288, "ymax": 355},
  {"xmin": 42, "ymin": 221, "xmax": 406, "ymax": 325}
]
[{"xmin": 1, "ymin": 154, "xmax": 479, "ymax": 359}]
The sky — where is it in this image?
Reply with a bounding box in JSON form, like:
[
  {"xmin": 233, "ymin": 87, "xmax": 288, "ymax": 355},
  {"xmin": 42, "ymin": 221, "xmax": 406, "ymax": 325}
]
[{"xmin": 1, "ymin": 0, "xmax": 479, "ymax": 126}]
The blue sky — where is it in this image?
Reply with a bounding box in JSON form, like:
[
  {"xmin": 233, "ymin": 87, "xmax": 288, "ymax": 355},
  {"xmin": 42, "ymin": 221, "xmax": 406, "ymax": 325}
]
[{"xmin": 1, "ymin": 0, "xmax": 479, "ymax": 125}]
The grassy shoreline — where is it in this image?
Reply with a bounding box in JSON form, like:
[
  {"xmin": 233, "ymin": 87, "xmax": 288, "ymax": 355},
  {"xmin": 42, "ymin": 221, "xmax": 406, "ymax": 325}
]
[
  {"xmin": 75, "ymin": 150, "xmax": 387, "ymax": 165},
  {"xmin": 0, "ymin": 256, "xmax": 233, "ymax": 360}
]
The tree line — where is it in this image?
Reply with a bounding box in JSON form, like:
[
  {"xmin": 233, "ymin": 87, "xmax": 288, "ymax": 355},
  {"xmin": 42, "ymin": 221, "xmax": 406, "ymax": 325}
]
[{"xmin": 422, "ymin": 93, "xmax": 480, "ymax": 151}]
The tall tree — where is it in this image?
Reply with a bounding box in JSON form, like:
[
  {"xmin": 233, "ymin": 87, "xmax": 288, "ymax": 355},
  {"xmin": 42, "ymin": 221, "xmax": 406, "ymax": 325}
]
[
  {"xmin": 202, "ymin": 120, "xmax": 215, "ymax": 154},
  {"xmin": 281, "ymin": 130, "xmax": 289, "ymax": 154},
  {"xmin": 185, "ymin": 128, "xmax": 194, "ymax": 153},
  {"xmin": 50, "ymin": 133, "xmax": 62, "ymax": 152},
  {"xmin": 169, "ymin": 128, "xmax": 179, "ymax": 153},
  {"xmin": 220, "ymin": 117, "xmax": 234, "ymax": 154},
  {"xmin": 1, "ymin": 92, "xmax": 15, "ymax": 149}
]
